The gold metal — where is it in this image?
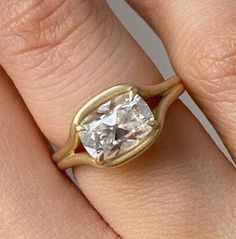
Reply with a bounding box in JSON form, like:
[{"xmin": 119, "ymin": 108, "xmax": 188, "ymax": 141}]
[
  {"xmin": 147, "ymin": 120, "xmax": 159, "ymax": 129},
  {"xmin": 95, "ymin": 151, "xmax": 105, "ymax": 166},
  {"xmin": 53, "ymin": 76, "xmax": 185, "ymax": 170}
]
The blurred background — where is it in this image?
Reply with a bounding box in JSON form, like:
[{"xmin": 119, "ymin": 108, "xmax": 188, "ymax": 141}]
[{"xmin": 107, "ymin": 0, "xmax": 233, "ymax": 163}]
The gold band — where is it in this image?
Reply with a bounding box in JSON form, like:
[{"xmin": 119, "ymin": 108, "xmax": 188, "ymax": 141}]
[{"xmin": 53, "ymin": 76, "xmax": 185, "ymax": 170}]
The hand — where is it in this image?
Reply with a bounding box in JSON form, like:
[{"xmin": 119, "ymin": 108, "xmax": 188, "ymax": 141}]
[{"xmin": 0, "ymin": 1, "xmax": 235, "ymax": 238}]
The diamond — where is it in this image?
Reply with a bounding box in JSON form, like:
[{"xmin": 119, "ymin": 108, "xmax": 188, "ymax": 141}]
[{"xmin": 78, "ymin": 92, "xmax": 154, "ymax": 161}]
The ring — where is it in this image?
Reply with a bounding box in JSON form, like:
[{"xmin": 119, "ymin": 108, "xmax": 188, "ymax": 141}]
[{"xmin": 53, "ymin": 76, "xmax": 185, "ymax": 170}]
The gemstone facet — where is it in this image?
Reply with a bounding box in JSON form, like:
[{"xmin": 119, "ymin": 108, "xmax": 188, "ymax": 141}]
[{"xmin": 78, "ymin": 92, "xmax": 154, "ymax": 161}]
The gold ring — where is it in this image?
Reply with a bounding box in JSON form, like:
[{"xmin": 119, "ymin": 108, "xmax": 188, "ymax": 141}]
[{"xmin": 53, "ymin": 76, "xmax": 185, "ymax": 170}]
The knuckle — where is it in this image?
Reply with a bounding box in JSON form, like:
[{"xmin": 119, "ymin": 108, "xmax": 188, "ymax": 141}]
[
  {"xmin": 184, "ymin": 24, "xmax": 236, "ymax": 98},
  {"xmin": 0, "ymin": 0, "xmax": 117, "ymax": 87},
  {"xmin": 0, "ymin": 0, "xmax": 103, "ymax": 56},
  {"xmin": 0, "ymin": 0, "xmax": 64, "ymax": 52}
]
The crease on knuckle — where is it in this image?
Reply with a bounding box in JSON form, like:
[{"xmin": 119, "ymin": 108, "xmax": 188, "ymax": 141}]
[
  {"xmin": 20, "ymin": 13, "xmax": 120, "ymax": 105},
  {"xmin": 0, "ymin": 0, "xmax": 124, "ymax": 102},
  {"xmin": 0, "ymin": 0, "xmax": 101, "ymax": 58},
  {"xmin": 184, "ymin": 26, "xmax": 236, "ymax": 99},
  {"xmin": 1, "ymin": 0, "xmax": 64, "ymax": 52},
  {"xmin": 0, "ymin": 0, "xmax": 113, "ymax": 88}
]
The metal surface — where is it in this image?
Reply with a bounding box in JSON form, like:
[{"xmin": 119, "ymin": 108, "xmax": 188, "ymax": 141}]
[{"xmin": 53, "ymin": 76, "xmax": 185, "ymax": 169}]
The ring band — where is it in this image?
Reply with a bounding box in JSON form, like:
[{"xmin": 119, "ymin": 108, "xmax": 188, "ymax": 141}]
[{"xmin": 53, "ymin": 76, "xmax": 185, "ymax": 170}]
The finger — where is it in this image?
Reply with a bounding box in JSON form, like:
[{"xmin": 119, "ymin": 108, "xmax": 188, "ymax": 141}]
[
  {"xmin": 0, "ymin": 1, "xmax": 235, "ymax": 238},
  {"xmin": 0, "ymin": 68, "xmax": 117, "ymax": 238},
  {"xmin": 0, "ymin": 0, "xmax": 162, "ymax": 145},
  {"xmin": 127, "ymin": 0, "xmax": 236, "ymax": 159}
]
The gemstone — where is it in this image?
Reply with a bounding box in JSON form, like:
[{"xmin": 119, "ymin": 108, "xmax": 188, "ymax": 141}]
[{"xmin": 78, "ymin": 92, "xmax": 154, "ymax": 161}]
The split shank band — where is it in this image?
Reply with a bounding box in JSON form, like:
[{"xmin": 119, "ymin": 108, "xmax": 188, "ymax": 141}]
[{"xmin": 53, "ymin": 76, "xmax": 185, "ymax": 170}]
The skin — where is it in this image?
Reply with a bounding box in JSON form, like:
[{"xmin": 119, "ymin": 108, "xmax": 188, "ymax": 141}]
[{"xmin": 0, "ymin": 0, "xmax": 235, "ymax": 238}]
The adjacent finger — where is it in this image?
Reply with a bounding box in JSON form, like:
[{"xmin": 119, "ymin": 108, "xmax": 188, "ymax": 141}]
[
  {"xmin": 0, "ymin": 1, "xmax": 235, "ymax": 238},
  {"xmin": 127, "ymin": 0, "xmax": 236, "ymax": 159},
  {"xmin": 0, "ymin": 68, "xmax": 117, "ymax": 238}
]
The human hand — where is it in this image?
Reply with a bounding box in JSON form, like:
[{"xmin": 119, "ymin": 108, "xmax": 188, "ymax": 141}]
[{"xmin": 0, "ymin": 1, "xmax": 235, "ymax": 238}]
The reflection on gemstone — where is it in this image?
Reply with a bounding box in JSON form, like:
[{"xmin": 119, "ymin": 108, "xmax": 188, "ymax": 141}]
[{"xmin": 78, "ymin": 93, "xmax": 154, "ymax": 160}]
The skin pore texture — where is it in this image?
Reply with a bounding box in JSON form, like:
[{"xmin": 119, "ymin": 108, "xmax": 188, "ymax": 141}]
[{"xmin": 0, "ymin": 0, "xmax": 235, "ymax": 238}]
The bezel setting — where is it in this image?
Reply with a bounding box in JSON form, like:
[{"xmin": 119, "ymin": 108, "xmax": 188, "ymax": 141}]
[
  {"xmin": 53, "ymin": 76, "xmax": 185, "ymax": 169},
  {"xmin": 78, "ymin": 91, "xmax": 156, "ymax": 163}
]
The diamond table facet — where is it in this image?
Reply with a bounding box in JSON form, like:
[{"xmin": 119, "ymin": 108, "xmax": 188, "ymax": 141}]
[{"xmin": 78, "ymin": 92, "xmax": 154, "ymax": 161}]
